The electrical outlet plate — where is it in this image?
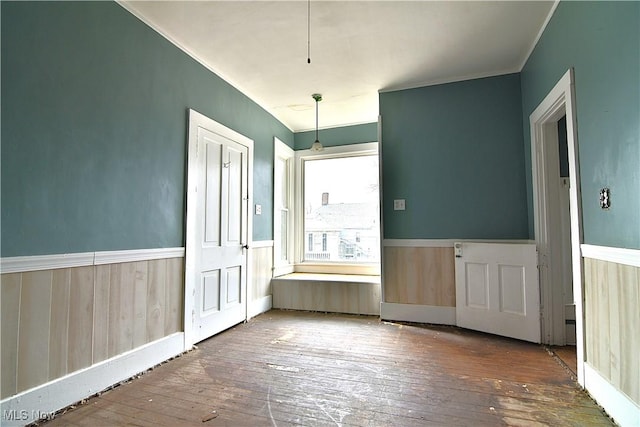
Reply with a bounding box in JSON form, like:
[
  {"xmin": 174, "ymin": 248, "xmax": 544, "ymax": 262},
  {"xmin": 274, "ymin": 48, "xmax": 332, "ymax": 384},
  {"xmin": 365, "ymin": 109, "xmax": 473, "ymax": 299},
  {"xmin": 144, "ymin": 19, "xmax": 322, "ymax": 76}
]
[
  {"xmin": 599, "ymin": 188, "xmax": 610, "ymax": 209},
  {"xmin": 255, "ymin": 204, "xmax": 262, "ymax": 215}
]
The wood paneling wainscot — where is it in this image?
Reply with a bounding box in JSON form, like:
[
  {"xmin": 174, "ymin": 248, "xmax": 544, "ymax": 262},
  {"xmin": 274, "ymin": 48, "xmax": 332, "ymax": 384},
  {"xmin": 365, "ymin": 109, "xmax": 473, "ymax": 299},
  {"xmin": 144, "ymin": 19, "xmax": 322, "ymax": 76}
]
[
  {"xmin": 584, "ymin": 257, "xmax": 640, "ymax": 405},
  {"xmin": 272, "ymin": 274, "xmax": 381, "ymax": 315},
  {"xmin": 0, "ymin": 258, "xmax": 184, "ymax": 400},
  {"xmin": 383, "ymin": 246, "xmax": 455, "ymax": 307},
  {"xmin": 250, "ymin": 245, "xmax": 273, "ymax": 302}
]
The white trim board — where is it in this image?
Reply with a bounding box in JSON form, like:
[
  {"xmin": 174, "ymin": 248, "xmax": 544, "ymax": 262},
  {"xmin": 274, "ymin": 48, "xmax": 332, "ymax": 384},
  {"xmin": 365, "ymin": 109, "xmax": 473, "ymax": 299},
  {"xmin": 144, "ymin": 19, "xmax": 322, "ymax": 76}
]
[
  {"xmin": 383, "ymin": 239, "xmax": 534, "ymax": 248},
  {"xmin": 518, "ymin": 0, "xmax": 560, "ymax": 71},
  {"xmin": 94, "ymin": 247, "xmax": 185, "ymax": 265},
  {"xmin": 248, "ymin": 295, "xmax": 272, "ymax": 320},
  {"xmin": 380, "ymin": 302, "xmax": 456, "ymax": 325},
  {"xmin": 378, "ymin": 69, "xmax": 520, "ymax": 94},
  {"xmin": 0, "ymin": 252, "xmax": 95, "ymax": 274},
  {"xmin": 1, "ymin": 247, "xmax": 185, "ymax": 274},
  {"xmin": 0, "ymin": 333, "xmax": 185, "ymax": 427},
  {"xmin": 581, "ymin": 244, "xmax": 640, "ymax": 268},
  {"xmin": 273, "ymin": 272, "xmax": 381, "ymax": 284},
  {"xmin": 529, "ymin": 69, "xmax": 585, "ymax": 367},
  {"xmin": 584, "ymin": 363, "xmax": 640, "ymax": 427}
]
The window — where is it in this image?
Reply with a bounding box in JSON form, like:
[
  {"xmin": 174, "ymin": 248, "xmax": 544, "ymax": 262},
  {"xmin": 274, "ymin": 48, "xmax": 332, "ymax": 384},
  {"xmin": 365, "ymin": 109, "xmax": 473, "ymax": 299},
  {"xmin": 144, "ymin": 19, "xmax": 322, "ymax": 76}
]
[
  {"xmin": 295, "ymin": 142, "xmax": 380, "ymax": 275},
  {"xmin": 303, "ymin": 155, "xmax": 380, "ymax": 263},
  {"xmin": 273, "ymin": 138, "xmax": 295, "ymax": 276},
  {"xmin": 274, "ymin": 140, "xmax": 380, "ymax": 276}
]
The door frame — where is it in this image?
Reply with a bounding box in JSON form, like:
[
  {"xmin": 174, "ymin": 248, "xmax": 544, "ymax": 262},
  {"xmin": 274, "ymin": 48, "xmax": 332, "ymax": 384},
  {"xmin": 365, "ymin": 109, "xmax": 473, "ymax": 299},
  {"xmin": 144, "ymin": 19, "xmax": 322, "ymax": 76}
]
[
  {"xmin": 530, "ymin": 69, "xmax": 585, "ymax": 384},
  {"xmin": 184, "ymin": 109, "xmax": 254, "ymax": 349}
]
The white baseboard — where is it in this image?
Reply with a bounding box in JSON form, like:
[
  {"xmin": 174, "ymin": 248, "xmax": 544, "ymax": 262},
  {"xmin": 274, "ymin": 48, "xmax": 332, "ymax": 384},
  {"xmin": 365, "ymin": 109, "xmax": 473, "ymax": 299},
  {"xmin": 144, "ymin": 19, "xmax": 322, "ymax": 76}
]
[
  {"xmin": 248, "ymin": 295, "xmax": 272, "ymax": 319},
  {"xmin": 0, "ymin": 333, "xmax": 185, "ymax": 426},
  {"xmin": 380, "ymin": 302, "xmax": 456, "ymax": 325},
  {"xmin": 584, "ymin": 363, "xmax": 640, "ymax": 427}
]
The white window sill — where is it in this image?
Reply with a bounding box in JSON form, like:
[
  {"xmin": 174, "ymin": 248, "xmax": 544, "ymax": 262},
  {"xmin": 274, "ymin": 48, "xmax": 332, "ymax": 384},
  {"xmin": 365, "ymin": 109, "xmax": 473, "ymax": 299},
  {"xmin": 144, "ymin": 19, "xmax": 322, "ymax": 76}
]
[{"xmin": 273, "ymin": 272, "xmax": 381, "ymax": 285}]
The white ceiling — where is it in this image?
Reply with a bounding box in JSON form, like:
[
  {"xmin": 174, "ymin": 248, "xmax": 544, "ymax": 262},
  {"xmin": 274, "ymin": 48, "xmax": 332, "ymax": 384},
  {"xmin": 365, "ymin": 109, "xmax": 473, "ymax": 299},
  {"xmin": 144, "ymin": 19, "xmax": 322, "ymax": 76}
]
[{"xmin": 121, "ymin": 1, "xmax": 555, "ymax": 132}]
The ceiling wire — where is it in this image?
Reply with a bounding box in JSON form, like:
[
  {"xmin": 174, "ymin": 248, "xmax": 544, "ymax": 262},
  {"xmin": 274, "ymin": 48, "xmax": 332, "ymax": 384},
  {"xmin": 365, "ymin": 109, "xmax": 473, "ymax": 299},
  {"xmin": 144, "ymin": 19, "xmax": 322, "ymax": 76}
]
[{"xmin": 307, "ymin": 0, "xmax": 311, "ymax": 64}]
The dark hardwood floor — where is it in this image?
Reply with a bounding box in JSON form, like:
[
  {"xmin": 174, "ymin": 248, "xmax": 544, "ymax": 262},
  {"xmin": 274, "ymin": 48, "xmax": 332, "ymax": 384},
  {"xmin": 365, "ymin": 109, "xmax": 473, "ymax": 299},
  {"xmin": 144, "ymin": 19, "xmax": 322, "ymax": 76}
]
[
  {"xmin": 550, "ymin": 345, "xmax": 578, "ymax": 376},
  {"xmin": 42, "ymin": 310, "xmax": 612, "ymax": 426}
]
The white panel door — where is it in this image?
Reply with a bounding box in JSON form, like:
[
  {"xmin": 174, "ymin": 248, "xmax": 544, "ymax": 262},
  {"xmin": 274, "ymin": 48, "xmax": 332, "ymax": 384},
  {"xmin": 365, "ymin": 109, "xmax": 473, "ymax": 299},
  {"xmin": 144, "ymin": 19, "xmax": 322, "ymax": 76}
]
[
  {"xmin": 455, "ymin": 242, "xmax": 540, "ymax": 343},
  {"xmin": 193, "ymin": 126, "xmax": 248, "ymax": 343}
]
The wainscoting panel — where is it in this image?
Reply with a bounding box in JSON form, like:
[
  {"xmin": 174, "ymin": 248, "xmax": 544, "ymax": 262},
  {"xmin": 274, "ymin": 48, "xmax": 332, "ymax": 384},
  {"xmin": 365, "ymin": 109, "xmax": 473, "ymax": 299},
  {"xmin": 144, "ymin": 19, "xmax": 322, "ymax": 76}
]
[
  {"xmin": 250, "ymin": 245, "xmax": 273, "ymax": 303},
  {"xmin": 383, "ymin": 246, "xmax": 455, "ymax": 307},
  {"xmin": 584, "ymin": 257, "xmax": 640, "ymax": 406},
  {"xmin": 17, "ymin": 270, "xmax": 53, "ymax": 393},
  {"xmin": 1, "ymin": 274, "xmax": 21, "ymax": 397},
  {"xmin": 0, "ymin": 258, "xmax": 184, "ymax": 400},
  {"xmin": 272, "ymin": 274, "xmax": 381, "ymax": 315}
]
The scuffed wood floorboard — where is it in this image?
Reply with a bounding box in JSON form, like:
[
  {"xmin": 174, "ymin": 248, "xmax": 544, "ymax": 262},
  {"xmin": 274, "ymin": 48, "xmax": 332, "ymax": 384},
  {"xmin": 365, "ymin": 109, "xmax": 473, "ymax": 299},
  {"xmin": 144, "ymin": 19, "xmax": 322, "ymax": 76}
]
[{"xmin": 42, "ymin": 310, "xmax": 612, "ymax": 426}]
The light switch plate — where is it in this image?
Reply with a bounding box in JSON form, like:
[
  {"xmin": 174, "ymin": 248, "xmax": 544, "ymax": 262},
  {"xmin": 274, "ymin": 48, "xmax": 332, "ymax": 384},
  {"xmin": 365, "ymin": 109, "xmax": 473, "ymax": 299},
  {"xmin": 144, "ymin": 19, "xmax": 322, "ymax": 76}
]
[
  {"xmin": 255, "ymin": 204, "xmax": 262, "ymax": 215},
  {"xmin": 394, "ymin": 199, "xmax": 406, "ymax": 211}
]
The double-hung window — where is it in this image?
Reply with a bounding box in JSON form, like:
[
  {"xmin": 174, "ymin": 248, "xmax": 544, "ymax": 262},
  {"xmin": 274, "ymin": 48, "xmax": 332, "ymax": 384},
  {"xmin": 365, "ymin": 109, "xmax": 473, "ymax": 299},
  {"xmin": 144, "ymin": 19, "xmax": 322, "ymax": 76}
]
[{"xmin": 274, "ymin": 140, "xmax": 380, "ymax": 276}]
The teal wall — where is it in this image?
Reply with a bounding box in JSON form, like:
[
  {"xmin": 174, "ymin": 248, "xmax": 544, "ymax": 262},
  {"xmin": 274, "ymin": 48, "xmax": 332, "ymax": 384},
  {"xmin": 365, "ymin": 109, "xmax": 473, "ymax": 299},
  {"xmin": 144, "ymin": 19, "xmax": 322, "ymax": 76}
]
[
  {"xmin": 379, "ymin": 73, "xmax": 528, "ymax": 239},
  {"xmin": 1, "ymin": 1, "xmax": 293, "ymax": 257},
  {"xmin": 294, "ymin": 122, "xmax": 378, "ymax": 151},
  {"xmin": 521, "ymin": 1, "xmax": 640, "ymax": 249},
  {"xmin": 5, "ymin": 1, "xmax": 636, "ymax": 256}
]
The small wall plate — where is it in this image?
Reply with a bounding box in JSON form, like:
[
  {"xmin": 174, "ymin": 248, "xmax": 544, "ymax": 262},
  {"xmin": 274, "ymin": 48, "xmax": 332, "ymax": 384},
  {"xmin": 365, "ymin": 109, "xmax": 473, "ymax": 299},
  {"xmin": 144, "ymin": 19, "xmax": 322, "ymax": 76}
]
[{"xmin": 599, "ymin": 188, "xmax": 610, "ymax": 209}]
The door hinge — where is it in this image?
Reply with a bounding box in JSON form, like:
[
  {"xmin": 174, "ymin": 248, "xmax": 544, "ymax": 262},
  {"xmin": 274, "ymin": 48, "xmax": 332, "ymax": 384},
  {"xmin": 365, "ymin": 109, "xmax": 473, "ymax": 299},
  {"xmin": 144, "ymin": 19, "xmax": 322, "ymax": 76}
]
[{"xmin": 454, "ymin": 242, "xmax": 463, "ymax": 258}]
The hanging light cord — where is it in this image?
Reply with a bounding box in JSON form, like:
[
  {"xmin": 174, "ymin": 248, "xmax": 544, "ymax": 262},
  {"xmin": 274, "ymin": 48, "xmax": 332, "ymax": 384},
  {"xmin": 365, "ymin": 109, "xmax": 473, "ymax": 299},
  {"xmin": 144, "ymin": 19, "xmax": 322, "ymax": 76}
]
[
  {"xmin": 315, "ymin": 98, "xmax": 319, "ymax": 141},
  {"xmin": 307, "ymin": 0, "xmax": 311, "ymax": 64},
  {"xmin": 311, "ymin": 94, "xmax": 323, "ymax": 151}
]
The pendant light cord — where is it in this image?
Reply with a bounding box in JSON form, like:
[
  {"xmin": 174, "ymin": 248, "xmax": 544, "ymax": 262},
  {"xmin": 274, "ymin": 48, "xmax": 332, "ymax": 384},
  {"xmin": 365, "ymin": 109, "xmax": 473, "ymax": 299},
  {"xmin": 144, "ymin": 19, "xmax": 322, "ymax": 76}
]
[
  {"xmin": 311, "ymin": 94, "xmax": 323, "ymax": 151},
  {"xmin": 307, "ymin": 0, "xmax": 311, "ymax": 64},
  {"xmin": 315, "ymin": 98, "xmax": 319, "ymax": 141}
]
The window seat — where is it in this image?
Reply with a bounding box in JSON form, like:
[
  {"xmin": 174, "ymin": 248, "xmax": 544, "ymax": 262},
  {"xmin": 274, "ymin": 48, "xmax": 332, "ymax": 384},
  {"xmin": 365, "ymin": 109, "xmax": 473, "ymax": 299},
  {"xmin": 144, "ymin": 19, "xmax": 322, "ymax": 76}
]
[{"xmin": 271, "ymin": 273, "xmax": 381, "ymax": 315}]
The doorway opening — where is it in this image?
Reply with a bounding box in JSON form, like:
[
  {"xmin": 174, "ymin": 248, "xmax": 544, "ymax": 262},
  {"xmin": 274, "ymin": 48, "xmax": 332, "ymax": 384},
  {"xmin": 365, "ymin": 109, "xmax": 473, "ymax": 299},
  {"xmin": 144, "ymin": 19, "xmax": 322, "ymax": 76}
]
[
  {"xmin": 556, "ymin": 115, "xmax": 577, "ymax": 346},
  {"xmin": 530, "ymin": 69, "xmax": 585, "ymax": 385}
]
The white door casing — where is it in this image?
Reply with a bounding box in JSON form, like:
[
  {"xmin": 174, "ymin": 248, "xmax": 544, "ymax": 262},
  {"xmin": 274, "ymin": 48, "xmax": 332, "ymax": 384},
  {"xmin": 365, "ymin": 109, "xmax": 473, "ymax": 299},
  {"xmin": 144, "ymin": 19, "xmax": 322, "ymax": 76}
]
[
  {"xmin": 455, "ymin": 242, "xmax": 541, "ymax": 343},
  {"xmin": 185, "ymin": 110, "xmax": 253, "ymax": 347},
  {"xmin": 529, "ymin": 69, "xmax": 584, "ymax": 384},
  {"xmin": 531, "ymin": 108, "xmax": 573, "ymax": 346}
]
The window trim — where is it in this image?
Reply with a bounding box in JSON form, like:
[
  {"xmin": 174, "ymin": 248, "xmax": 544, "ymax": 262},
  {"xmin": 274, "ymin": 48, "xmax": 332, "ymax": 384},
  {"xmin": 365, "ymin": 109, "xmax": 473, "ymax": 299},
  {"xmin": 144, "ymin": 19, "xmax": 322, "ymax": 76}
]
[
  {"xmin": 294, "ymin": 142, "xmax": 381, "ymax": 276},
  {"xmin": 273, "ymin": 138, "xmax": 295, "ymax": 277}
]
